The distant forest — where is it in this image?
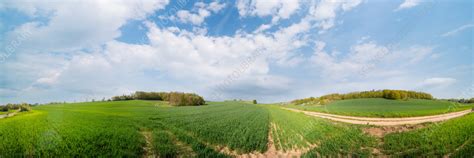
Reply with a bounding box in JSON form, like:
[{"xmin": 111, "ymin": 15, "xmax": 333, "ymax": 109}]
[{"xmin": 291, "ymin": 89, "xmax": 434, "ymax": 105}]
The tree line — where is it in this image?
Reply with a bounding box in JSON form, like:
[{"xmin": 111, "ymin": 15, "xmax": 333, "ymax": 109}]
[
  {"xmin": 443, "ymin": 98, "xmax": 474, "ymax": 104},
  {"xmin": 111, "ymin": 91, "xmax": 205, "ymax": 106},
  {"xmin": 0, "ymin": 103, "xmax": 32, "ymax": 112},
  {"xmin": 291, "ymin": 89, "xmax": 434, "ymax": 105}
]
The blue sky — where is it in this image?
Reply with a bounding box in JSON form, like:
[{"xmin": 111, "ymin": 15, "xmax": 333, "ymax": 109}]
[{"xmin": 0, "ymin": 0, "xmax": 472, "ymax": 104}]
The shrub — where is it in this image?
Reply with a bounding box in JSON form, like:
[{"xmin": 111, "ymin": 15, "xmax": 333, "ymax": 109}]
[
  {"xmin": 168, "ymin": 92, "xmax": 205, "ymax": 106},
  {"xmin": 0, "ymin": 103, "xmax": 31, "ymax": 112},
  {"xmin": 252, "ymin": 100, "xmax": 257, "ymax": 104},
  {"xmin": 134, "ymin": 91, "xmax": 163, "ymax": 100},
  {"xmin": 19, "ymin": 103, "xmax": 31, "ymax": 112},
  {"xmin": 111, "ymin": 95, "xmax": 134, "ymax": 101},
  {"xmin": 0, "ymin": 106, "xmax": 8, "ymax": 112}
]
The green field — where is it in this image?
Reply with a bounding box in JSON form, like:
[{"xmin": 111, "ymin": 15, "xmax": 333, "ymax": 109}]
[
  {"xmin": 266, "ymin": 105, "xmax": 376, "ymax": 157},
  {"xmin": 0, "ymin": 101, "xmax": 268, "ymax": 157},
  {"xmin": 383, "ymin": 113, "xmax": 474, "ymax": 157},
  {"xmin": 0, "ymin": 100, "xmax": 472, "ymax": 157},
  {"xmin": 285, "ymin": 98, "xmax": 473, "ymax": 117}
]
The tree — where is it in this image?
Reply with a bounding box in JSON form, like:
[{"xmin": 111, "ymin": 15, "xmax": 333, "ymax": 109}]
[
  {"xmin": 252, "ymin": 100, "xmax": 257, "ymax": 104},
  {"xmin": 19, "ymin": 103, "xmax": 31, "ymax": 112},
  {"xmin": 1, "ymin": 106, "xmax": 8, "ymax": 112}
]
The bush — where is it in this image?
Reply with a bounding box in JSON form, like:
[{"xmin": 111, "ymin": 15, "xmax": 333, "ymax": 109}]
[
  {"xmin": 168, "ymin": 92, "xmax": 205, "ymax": 106},
  {"xmin": 252, "ymin": 100, "xmax": 257, "ymax": 104},
  {"xmin": 0, "ymin": 103, "xmax": 31, "ymax": 112},
  {"xmin": 111, "ymin": 95, "xmax": 134, "ymax": 101},
  {"xmin": 19, "ymin": 103, "xmax": 31, "ymax": 112},
  {"xmin": 0, "ymin": 106, "xmax": 8, "ymax": 112},
  {"xmin": 134, "ymin": 91, "xmax": 163, "ymax": 100}
]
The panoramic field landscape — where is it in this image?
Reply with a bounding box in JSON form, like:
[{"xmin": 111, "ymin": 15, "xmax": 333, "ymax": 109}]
[
  {"xmin": 1, "ymin": 0, "xmax": 473, "ymax": 157},
  {"xmin": 1, "ymin": 90, "xmax": 473, "ymax": 157}
]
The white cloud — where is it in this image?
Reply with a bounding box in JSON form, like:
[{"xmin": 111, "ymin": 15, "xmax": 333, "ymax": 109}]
[
  {"xmin": 208, "ymin": 1, "xmax": 226, "ymax": 12},
  {"xmin": 310, "ymin": 40, "xmax": 437, "ymax": 80},
  {"xmin": 311, "ymin": 40, "xmax": 389, "ymax": 80},
  {"xmin": 36, "ymin": 70, "xmax": 62, "ymax": 85},
  {"xmin": 405, "ymin": 46, "xmax": 434, "ymax": 63},
  {"xmin": 395, "ymin": 0, "xmax": 421, "ymax": 11},
  {"xmin": 308, "ymin": 0, "xmax": 362, "ymax": 32},
  {"xmin": 419, "ymin": 77, "xmax": 456, "ymax": 88},
  {"xmin": 176, "ymin": 9, "xmax": 210, "ymax": 25},
  {"xmin": 441, "ymin": 24, "xmax": 474, "ymax": 37},
  {"xmin": 238, "ymin": 0, "xmax": 362, "ymax": 33},
  {"xmin": 175, "ymin": 1, "xmax": 225, "ymax": 25},
  {"xmin": 237, "ymin": 0, "xmax": 301, "ymax": 21},
  {"xmin": 1, "ymin": 17, "xmax": 314, "ymax": 103},
  {"xmin": 254, "ymin": 24, "xmax": 272, "ymax": 33},
  {"xmin": 1, "ymin": 0, "xmax": 169, "ymax": 52}
]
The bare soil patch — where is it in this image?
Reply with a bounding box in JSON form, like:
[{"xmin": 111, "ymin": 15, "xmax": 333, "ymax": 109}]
[{"xmin": 363, "ymin": 124, "xmax": 426, "ymax": 137}]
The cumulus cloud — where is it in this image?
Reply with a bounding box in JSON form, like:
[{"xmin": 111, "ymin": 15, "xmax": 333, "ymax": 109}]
[
  {"xmin": 308, "ymin": 0, "xmax": 362, "ymax": 32},
  {"xmin": 238, "ymin": 0, "xmax": 363, "ymax": 33},
  {"xmin": 395, "ymin": 0, "xmax": 421, "ymax": 11},
  {"xmin": 311, "ymin": 40, "xmax": 389, "ymax": 80},
  {"xmin": 175, "ymin": 1, "xmax": 225, "ymax": 25},
  {"xmin": 1, "ymin": 0, "xmax": 169, "ymax": 52},
  {"xmin": 310, "ymin": 40, "xmax": 436, "ymax": 80},
  {"xmin": 207, "ymin": 1, "xmax": 226, "ymax": 12},
  {"xmin": 1, "ymin": 14, "xmax": 313, "ymax": 103},
  {"xmin": 237, "ymin": 0, "xmax": 301, "ymax": 21},
  {"xmin": 176, "ymin": 9, "xmax": 210, "ymax": 25}
]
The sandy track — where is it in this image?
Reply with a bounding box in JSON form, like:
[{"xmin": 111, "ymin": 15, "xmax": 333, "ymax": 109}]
[
  {"xmin": 283, "ymin": 107, "xmax": 473, "ymax": 126},
  {"xmin": 0, "ymin": 110, "xmax": 20, "ymax": 119}
]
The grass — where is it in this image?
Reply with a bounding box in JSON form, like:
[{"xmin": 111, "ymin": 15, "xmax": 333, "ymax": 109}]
[
  {"xmin": 285, "ymin": 98, "xmax": 473, "ymax": 117},
  {"xmin": 382, "ymin": 113, "xmax": 474, "ymax": 157},
  {"xmin": 264, "ymin": 105, "xmax": 377, "ymax": 157}
]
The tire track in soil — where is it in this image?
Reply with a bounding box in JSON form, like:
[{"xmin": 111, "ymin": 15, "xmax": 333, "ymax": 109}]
[
  {"xmin": 0, "ymin": 109, "xmax": 21, "ymax": 119},
  {"xmin": 140, "ymin": 130, "xmax": 156, "ymax": 158},
  {"xmin": 228, "ymin": 123, "xmax": 316, "ymax": 158}
]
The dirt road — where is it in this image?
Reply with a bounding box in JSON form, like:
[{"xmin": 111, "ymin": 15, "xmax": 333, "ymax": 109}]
[
  {"xmin": 0, "ymin": 110, "xmax": 20, "ymax": 119},
  {"xmin": 283, "ymin": 107, "xmax": 473, "ymax": 126}
]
